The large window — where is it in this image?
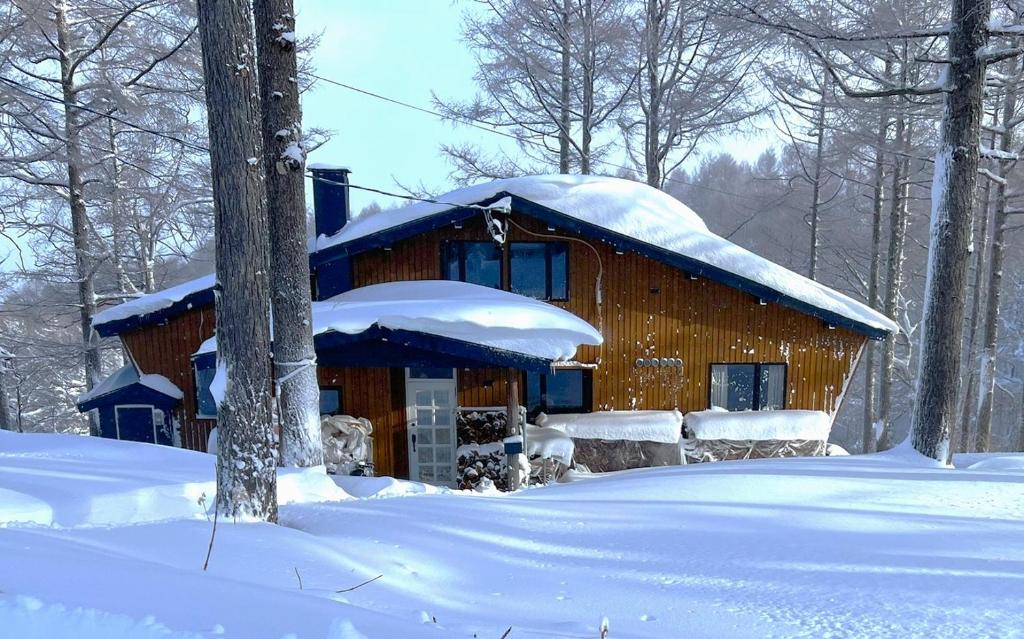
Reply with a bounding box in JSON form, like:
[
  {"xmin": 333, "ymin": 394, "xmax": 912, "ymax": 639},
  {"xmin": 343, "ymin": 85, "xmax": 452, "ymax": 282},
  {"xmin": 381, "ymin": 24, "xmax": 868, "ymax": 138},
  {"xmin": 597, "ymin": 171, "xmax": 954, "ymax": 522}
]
[
  {"xmin": 524, "ymin": 369, "xmax": 591, "ymax": 417},
  {"xmin": 442, "ymin": 241, "xmax": 568, "ymax": 300},
  {"xmin": 194, "ymin": 361, "xmax": 217, "ymax": 418},
  {"xmin": 709, "ymin": 363, "xmax": 786, "ymax": 411}
]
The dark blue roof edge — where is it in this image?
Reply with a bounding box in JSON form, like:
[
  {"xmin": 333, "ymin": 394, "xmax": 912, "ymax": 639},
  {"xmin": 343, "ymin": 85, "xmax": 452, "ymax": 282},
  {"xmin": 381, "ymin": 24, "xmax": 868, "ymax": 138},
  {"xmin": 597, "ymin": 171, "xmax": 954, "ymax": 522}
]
[
  {"xmin": 93, "ymin": 288, "xmax": 215, "ymax": 337},
  {"xmin": 100, "ymin": 190, "xmax": 889, "ymax": 341},
  {"xmin": 77, "ymin": 384, "xmax": 180, "ymax": 412},
  {"xmin": 312, "ymin": 191, "xmax": 890, "ymax": 340}
]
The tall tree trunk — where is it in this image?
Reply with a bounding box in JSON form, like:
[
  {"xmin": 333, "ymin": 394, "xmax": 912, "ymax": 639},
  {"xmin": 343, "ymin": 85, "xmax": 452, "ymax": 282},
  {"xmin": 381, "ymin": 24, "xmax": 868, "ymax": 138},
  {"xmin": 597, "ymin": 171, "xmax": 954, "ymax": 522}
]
[
  {"xmin": 876, "ymin": 115, "xmax": 909, "ymax": 451},
  {"xmin": 254, "ymin": 0, "xmax": 323, "ymax": 468},
  {"xmin": 807, "ymin": 77, "xmax": 828, "ymax": 281},
  {"xmin": 974, "ymin": 53, "xmax": 1018, "ymax": 453},
  {"xmin": 0, "ymin": 352, "xmax": 13, "ymax": 432},
  {"xmin": 558, "ymin": 0, "xmax": 571, "ymax": 174},
  {"xmin": 55, "ymin": 0, "xmax": 101, "ymax": 436},
  {"xmin": 862, "ymin": 104, "xmax": 889, "ymax": 453},
  {"xmin": 108, "ymin": 119, "xmax": 138, "ymax": 297},
  {"xmin": 197, "ymin": 0, "xmax": 277, "ymax": 521},
  {"xmin": 956, "ymin": 120, "xmax": 996, "ymax": 452},
  {"xmin": 643, "ymin": 0, "xmax": 662, "ymax": 187},
  {"xmin": 911, "ymin": 0, "xmax": 990, "ymax": 462},
  {"xmin": 579, "ymin": 0, "xmax": 594, "ymax": 174}
]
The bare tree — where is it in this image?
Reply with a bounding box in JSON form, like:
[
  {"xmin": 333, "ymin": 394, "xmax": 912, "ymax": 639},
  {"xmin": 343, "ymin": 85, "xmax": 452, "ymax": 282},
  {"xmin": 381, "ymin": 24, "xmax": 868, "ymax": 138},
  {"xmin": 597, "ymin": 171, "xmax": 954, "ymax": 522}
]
[
  {"xmin": 196, "ymin": 0, "xmax": 277, "ymax": 521},
  {"xmin": 625, "ymin": 0, "xmax": 759, "ymax": 188},
  {"xmin": 254, "ymin": 0, "xmax": 323, "ymax": 468}
]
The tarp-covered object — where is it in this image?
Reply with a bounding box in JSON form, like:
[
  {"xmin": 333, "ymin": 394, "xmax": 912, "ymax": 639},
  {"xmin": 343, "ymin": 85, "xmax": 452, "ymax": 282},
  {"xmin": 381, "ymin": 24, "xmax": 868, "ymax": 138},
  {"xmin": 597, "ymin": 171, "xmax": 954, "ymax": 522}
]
[
  {"xmin": 538, "ymin": 410, "xmax": 683, "ymax": 472},
  {"xmin": 682, "ymin": 409, "xmax": 832, "ymax": 463}
]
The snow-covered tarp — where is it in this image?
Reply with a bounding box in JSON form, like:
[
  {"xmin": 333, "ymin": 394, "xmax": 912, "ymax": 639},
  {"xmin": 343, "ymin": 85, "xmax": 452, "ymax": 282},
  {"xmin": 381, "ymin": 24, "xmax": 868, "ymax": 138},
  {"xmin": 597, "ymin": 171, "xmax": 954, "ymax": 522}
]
[
  {"xmin": 92, "ymin": 273, "xmax": 215, "ymax": 330},
  {"xmin": 77, "ymin": 364, "xmax": 183, "ymax": 405},
  {"xmin": 316, "ymin": 175, "xmax": 898, "ymax": 334},
  {"xmin": 685, "ymin": 409, "xmax": 831, "ymax": 441},
  {"xmin": 197, "ymin": 280, "xmax": 602, "ymax": 362},
  {"xmin": 535, "ymin": 409, "xmax": 683, "ymax": 444}
]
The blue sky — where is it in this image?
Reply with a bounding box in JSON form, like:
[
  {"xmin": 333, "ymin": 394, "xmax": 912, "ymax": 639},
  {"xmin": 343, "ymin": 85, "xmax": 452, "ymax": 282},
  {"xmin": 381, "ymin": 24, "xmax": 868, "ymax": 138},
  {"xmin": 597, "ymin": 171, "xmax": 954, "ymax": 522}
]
[
  {"xmin": 298, "ymin": 1, "xmax": 505, "ymax": 213},
  {"xmin": 298, "ymin": 1, "xmax": 773, "ymax": 214}
]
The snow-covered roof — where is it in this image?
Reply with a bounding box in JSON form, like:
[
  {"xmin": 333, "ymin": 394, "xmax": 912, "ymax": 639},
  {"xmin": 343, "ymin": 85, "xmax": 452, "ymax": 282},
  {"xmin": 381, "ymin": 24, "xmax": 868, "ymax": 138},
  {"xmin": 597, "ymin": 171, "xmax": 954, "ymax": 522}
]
[
  {"xmin": 92, "ymin": 174, "xmax": 896, "ymax": 338},
  {"xmin": 77, "ymin": 364, "xmax": 183, "ymax": 406},
  {"xmin": 315, "ymin": 175, "xmax": 897, "ymax": 335},
  {"xmin": 92, "ymin": 273, "xmax": 215, "ymax": 332},
  {"xmin": 684, "ymin": 409, "xmax": 832, "ymax": 441},
  {"xmin": 196, "ymin": 280, "xmax": 602, "ymax": 363}
]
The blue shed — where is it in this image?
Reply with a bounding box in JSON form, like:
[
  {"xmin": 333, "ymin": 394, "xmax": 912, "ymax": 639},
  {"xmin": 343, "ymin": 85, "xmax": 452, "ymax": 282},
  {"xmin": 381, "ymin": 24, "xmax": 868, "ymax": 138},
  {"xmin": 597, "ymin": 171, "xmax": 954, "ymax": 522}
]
[{"xmin": 76, "ymin": 364, "xmax": 183, "ymax": 446}]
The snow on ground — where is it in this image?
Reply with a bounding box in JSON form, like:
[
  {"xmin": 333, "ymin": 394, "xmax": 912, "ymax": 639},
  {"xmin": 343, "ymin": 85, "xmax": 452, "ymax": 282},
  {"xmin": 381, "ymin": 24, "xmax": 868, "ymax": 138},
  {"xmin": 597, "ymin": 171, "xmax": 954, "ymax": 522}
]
[{"xmin": 2, "ymin": 431, "xmax": 1024, "ymax": 638}]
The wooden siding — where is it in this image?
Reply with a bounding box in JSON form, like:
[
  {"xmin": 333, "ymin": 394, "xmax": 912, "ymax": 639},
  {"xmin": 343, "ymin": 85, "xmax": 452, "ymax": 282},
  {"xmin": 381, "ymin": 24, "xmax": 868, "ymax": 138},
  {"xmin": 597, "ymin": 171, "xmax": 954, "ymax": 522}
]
[
  {"xmin": 352, "ymin": 215, "xmax": 866, "ymax": 415},
  {"xmin": 118, "ymin": 211, "xmax": 867, "ymax": 479},
  {"xmin": 122, "ymin": 306, "xmax": 216, "ymax": 452}
]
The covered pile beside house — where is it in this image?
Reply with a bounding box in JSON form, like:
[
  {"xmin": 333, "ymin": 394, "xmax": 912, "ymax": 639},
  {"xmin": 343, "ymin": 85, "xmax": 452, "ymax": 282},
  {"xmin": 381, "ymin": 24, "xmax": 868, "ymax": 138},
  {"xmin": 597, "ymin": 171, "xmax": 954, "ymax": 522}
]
[
  {"xmin": 536, "ymin": 410, "xmax": 683, "ymax": 472},
  {"xmin": 682, "ymin": 409, "xmax": 832, "ymax": 463}
]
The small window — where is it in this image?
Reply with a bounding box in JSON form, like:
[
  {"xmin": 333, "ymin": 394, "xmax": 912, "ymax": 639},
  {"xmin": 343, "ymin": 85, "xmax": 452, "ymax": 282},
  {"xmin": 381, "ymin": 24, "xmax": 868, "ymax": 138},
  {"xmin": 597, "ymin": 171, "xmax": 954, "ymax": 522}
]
[
  {"xmin": 319, "ymin": 387, "xmax": 344, "ymax": 416},
  {"xmin": 408, "ymin": 367, "xmax": 455, "ymax": 380},
  {"xmin": 442, "ymin": 241, "xmax": 501, "ymax": 289},
  {"xmin": 709, "ymin": 363, "xmax": 786, "ymax": 411},
  {"xmin": 524, "ymin": 369, "xmax": 591, "ymax": 417},
  {"xmin": 194, "ymin": 361, "xmax": 217, "ymax": 418},
  {"xmin": 511, "ymin": 242, "xmax": 568, "ymax": 300}
]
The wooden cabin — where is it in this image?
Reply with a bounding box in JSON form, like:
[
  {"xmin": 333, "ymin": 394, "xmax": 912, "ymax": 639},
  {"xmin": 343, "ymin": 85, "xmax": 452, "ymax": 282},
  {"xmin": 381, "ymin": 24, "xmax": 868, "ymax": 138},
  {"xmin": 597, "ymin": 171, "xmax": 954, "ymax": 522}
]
[{"xmin": 84, "ymin": 169, "xmax": 897, "ymax": 484}]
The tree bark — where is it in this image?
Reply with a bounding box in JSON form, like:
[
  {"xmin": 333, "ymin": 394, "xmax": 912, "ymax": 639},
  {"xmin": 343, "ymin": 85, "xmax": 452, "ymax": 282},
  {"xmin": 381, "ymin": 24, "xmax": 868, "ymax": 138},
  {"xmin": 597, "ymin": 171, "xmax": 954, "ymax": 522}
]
[
  {"xmin": 974, "ymin": 52, "xmax": 1018, "ymax": 453},
  {"xmin": 862, "ymin": 104, "xmax": 889, "ymax": 453},
  {"xmin": 911, "ymin": 0, "xmax": 991, "ymax": 462},
  {"xmin": 196, "ymin": 0, "xmax": 278, "ymax": 521},
  {"xmin": 807, "ymin": 76, "xmax": 828, "ymax": 281},
  {"xmin": 956, "ymin": 121, "xmax": 996, "ymax": 452},
  {"xmin": 55, "ymin": 0, "xmax": 102, "ymax": 436},
  {"xmin": 579, "ymin": 0, "xmax": 594, "ymax": 174},
  {"xmin": 558, "ymin": 0, "xmax": 571, "ymax": 174},
  {"xmin": 876, "ymin": 114, "xmax": 909, "ymax": 451},
  {"xmin": 254, "ymin": 0, "xmax": 323, "ymax": 468},
  {"xmin": 0, "ymin": 352, "xmax": 13, "ymax": 432}
]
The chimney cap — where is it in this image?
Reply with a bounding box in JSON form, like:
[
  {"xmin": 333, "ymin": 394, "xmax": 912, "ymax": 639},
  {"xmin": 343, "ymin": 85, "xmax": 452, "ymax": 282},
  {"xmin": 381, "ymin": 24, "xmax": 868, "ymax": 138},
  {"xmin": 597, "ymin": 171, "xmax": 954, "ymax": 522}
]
[{"xmin": 308, "ymin": 163, "xmax": 351, "ymax": 173}]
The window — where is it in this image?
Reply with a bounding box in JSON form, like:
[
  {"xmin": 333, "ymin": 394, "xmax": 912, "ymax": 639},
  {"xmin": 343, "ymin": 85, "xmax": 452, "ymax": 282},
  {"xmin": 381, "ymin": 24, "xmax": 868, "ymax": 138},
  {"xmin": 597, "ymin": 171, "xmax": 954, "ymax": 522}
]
[
  {"xmin": 709, "ymin": 363, "xmax": 786, "ymax": 411},
  {"xmin": 442, "ymin": 241, "xmax": 501, "ymax": 289},
  {"xmin": 511, "ymin": 242, "xmax": 568, "ymax": 300},
  {"xmin": 319, "ymin": 387, "xmax": 344, "ymax": 416},
  {"xmin": 408, "ymin": 367, "xmax": 455, "ymax": 380},
  {"xmin": 442, "ymin": 241, "xmax": 569, "ymax": 300},
  {"xmin": 194, "ymin": 361, "xmax": 217, "ymax": 418},
  {"xmin": 524, "ymin": 369, "xmax": 591, "ymax": 417}
]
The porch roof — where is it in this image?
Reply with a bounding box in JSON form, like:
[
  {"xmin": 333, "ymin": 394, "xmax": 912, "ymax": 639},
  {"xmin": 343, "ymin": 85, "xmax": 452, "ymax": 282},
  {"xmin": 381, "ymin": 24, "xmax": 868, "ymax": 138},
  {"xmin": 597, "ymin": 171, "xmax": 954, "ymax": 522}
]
[{"xmin": 194, "ymin": 281, "xmax": 602, "ymax": 372}]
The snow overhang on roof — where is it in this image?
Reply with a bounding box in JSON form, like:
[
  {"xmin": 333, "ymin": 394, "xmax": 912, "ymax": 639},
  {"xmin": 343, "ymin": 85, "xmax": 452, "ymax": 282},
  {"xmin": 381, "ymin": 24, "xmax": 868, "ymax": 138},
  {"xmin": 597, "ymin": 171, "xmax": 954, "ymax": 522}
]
[
  {"xmin": 194, "ymin": 281, "xmax": 603, "ymax": 370},
  {"xmin": 92, "ymin": 274, "xmax": 215, "ymax": 337},
  {"xmin": 77, "ymin": 364, "xmax": 183, "ymax": 410},
  {"xmin": 311, "ymin": 174, "xmax": 899, "ymax": 339}
]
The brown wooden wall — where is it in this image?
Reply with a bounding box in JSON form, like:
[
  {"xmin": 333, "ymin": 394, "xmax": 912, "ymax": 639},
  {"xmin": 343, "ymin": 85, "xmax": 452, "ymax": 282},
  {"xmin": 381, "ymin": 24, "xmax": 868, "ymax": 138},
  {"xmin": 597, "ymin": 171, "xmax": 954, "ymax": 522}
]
[
  {"xmin": 122, "ymin": 307, "xmax": 217, "ymax": 451},
  {"xmin": 351, "ymin": 214, "xmax": 867, "ymax": 415},
  {"xmin": 119, "ymin": 211, "xmax": 868, "ymax": 479}
]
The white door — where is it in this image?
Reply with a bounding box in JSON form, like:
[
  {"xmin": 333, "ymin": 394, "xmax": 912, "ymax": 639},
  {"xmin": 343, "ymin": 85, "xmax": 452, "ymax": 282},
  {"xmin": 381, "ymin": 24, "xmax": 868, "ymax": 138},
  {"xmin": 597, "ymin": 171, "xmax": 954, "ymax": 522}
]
[{"xmin": 406, "ymin": 369, "xmax": 457, "ymax": 486}]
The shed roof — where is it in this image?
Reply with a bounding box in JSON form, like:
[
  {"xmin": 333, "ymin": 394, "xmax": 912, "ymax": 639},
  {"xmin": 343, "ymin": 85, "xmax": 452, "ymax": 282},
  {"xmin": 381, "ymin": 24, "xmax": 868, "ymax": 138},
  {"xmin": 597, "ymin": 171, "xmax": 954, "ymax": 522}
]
[{"xmin": 77, "ymin": 364, "xmax": 183, "ymax": 411}]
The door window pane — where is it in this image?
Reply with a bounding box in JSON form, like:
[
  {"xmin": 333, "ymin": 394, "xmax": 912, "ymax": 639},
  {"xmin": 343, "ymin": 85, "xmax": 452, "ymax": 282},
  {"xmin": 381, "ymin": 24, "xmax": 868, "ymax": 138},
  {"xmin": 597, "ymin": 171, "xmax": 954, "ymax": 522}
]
[
  {"xmin": 418, "ymin": 447, "xmax": 434, "ymax": 463},
  {"xmin": 435, "ymin": 428, "xmax": 451, "ymax": 445},
  {"xmin": 433, "ymin": 390, "xmax": 451, "ymax": 406},
  {"xmin": 436, "ymin": 446, "xmax": 452, "ymax": 464},
  {"xmin": 436, "ymin": 466, "xmax": 452, "ymax": 481},
  {"xmin": 415, "ymin": 390, "xmax": 432, "ymax": 406},
  {"xmin": 418, "ymin": 428, "xmax": 433, "ymax": 445}
]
